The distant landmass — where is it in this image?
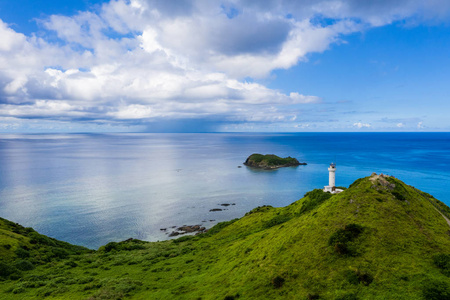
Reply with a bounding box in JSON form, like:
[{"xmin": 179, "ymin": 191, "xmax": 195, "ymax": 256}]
[
  {"xmin": 244, "ymin": 153, "xmax": 306, "ymax": 169},
  {"xmin": 1, "ymin": 174, "xmax": 450, "ymax": 299}
]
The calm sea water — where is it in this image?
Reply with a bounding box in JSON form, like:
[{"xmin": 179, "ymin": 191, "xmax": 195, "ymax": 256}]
[{"xmin": 0, "ymin": 133, "xmax": 449, "ymax": 249}]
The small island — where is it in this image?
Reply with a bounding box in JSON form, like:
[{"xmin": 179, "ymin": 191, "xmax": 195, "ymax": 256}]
[{"xmin": 243, "ymin": 153, "xmax": 306, "ymax": 169}]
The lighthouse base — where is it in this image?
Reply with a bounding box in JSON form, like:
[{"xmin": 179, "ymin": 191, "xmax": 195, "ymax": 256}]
[{"xmin": 323, "ymin": 185, "xmax": 343, "ymax": 194}]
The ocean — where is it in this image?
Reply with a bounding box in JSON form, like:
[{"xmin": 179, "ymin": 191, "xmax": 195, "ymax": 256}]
[{"xmin": 0, "ymin": 132, "xmax": 449, "ymax": 249}]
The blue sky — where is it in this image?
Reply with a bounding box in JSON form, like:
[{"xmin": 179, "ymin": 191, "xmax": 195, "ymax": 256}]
[{"xmin": 0, "ymin": 0, "xmax": 449, "ymax": 132}]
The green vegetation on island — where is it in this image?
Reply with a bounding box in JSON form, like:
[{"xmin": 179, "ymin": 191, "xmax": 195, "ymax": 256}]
[
  {"xmin": 244, "ymin": 153, "xmax": 306, "ymax": 169},
  {"xmin": 2, "ymin": 174, "xmax": 450, "ymax": 299}
]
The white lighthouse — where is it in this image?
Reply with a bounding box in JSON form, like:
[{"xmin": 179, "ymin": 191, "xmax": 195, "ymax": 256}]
[{"xmin": 324, "ymin": 163, "xmax": 342, "ymax": 194}]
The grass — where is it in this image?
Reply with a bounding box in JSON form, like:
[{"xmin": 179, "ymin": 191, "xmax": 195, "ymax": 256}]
[{"xmin": 1, "ymin": 174, "xmax": 450, "ymax": 299}]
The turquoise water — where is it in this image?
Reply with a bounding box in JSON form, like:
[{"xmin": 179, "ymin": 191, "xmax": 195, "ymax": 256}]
[{"xmin": 0, "ymin": 133, "xmax": 449, "ymax": 249}]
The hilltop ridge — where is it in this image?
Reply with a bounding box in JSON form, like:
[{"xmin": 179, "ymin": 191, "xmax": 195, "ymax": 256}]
[{"xmin": 1, "ymin": 174, "xmax": 450, "ymax": 299}]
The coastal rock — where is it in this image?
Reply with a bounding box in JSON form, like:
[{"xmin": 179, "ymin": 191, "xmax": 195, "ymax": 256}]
[
  {"xmin": 168, "ymin": 224, "xmax": 207, "ymax": 237},
  {"xmin": 243, "ymin": 153, "xmax": 306, "ymax": 170},
  {"xmin": 209, "ymin": 208, "xmax": 223, "ymax": 212}
]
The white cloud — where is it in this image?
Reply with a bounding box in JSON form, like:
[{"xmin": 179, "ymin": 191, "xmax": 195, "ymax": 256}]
[
  {"xmin": 396, "ymin": 123, "xmax": 404, "ymax": 128},
  {"xmin": 353, "ymin": 122, "xmax": 371, "ymax": 129},
  {"xmin": 0, "ymin": 0, "xmax": 448, "ymax": 131}
]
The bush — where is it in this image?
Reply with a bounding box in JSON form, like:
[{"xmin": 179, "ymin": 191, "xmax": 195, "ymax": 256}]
[
  {"xmin": 51, "ymin": 247, "xmax": 70, "ymax": 259},
  {"xmin": 392, "ymin": 191, "xmax": 406, "ymax": 201},
  {"xmin": 328, "ymin": 224, "xmax": 363, "ymax": 246},
  {"xmin": 271, "ymin": 276, "xmax": 285, "ymax": 288},
  {"xmin": 433, "ymin": 254, "xmax": 450, "ymax": 276},
  {"xmin": 12, "ymin": 287, "xmax": 26, "ymax": 294},
  {"xmin": 173, "ymin": 235, "xmax": 195, "ymax": 244},
  {"xmin": 328, "ymin": 224, "xmax": 364, "ymax": 255},
  {"xmin": 29, "ymin": 232, "xmax": 56, "ymax": 246},
  {"xmin": 335, "ymin": 293, "xmax": 358, "ymax": 300},
  {"xmin": 245, "ymin": 206, "xmax": 273, "ymax": 216},
  {"xmin": 15, "ymin": 248, "xmax": 30, "ymax": 258},
  {"xmin": 344, "ymin": 269, "xmax": 373, "ymax": 286},
  {"xmin": 299, "ymin": 189, "xmax": 333, "ymax": 214},
  {"xmin": 0, "ymin": 262, "xmax": 16, "ymax": 278},
  {"xmin": 263, "ymin": 215, "xmax": 291, "ymax": 229},
  {"xmin": 99, "ymin": 242, "xmax": 119, "ymax": 253},
  {"xmin": 15, "ymin": 260, "xmax": 34, "ymax": 271},
  {"xmin": 423, "ymin": 280, "xmax": 450, "ymax": 300}
]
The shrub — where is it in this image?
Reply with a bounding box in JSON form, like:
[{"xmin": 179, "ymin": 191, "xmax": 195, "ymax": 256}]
[
  {"xmin": 423, "ymin": 280, "xmax": 450, "ymax": 300},
  {"xmin": 433, "ymin": 254, "xmax": 450, "ymax": 276},
  {"xmin": 65, "ymin": 260, "xmax": 78, "ymax": 268},
  {"xmin": 12, "ymin": 287, "xmax": 26, "ymax": 294},
  {"xmin": 272, "ymin": 276, "xmax": 285, "ymax": 288},
  {"xmin": 328, "ymin": 224, "xmax": 364, "ymax": 255},
  {"xmin": 29, "ymin": 232, "xmax": 56, "ymax": 246},
  {"xmin": 357, "ymin": 271, "xmax": 373, "ymax": 286},
  {"xmin": 263, "ymin": 215, "xmax": 291, "ymax": 229},
  {"xmin": 15, "ymin": 248, "xmax": 30, "ymax": 258},
  {"xmin": 299, "ymin": 189, "xmax": 333, "ymax": 214},
  {"xmin": 99, "ymin": 242, "xmax": 119, "ymax": 253},
  {"xmin": 344, "ymin": 270, "xmax": 360, "ymax": 285},
  {"xmin": 173, "ymin": 235, "xmax": 195, "ymax": 244},
  {"xmin": 245, "ymin": 206, "xmax": 273, "ymax": 216},
  {"xmin": 344, "ymin": 269, "xmax": 373, "ymax": 286},
  {"xmin": 392, "ymin": 191, "xmax": 406, "ymax": 200},
  {"xmin": 0, "ymin": 262, "xmax": 16, "ymax": 278},
  {"xmin": 51, "ymin": 247, "xmax": 70, "ymax": 259},
  {"xmin": 335, "ymin": 293, "xmax": 358, "ymax": 300},
  {"xmin": 224, "ymin": 294, "xmax": 240, "ymax": 300},
  {"xmin": 15, "ymin": 260, "xmax": 34, "ymax": 271}
]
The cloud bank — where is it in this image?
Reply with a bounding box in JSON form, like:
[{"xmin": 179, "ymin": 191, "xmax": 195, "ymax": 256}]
[{"xmin": 0, "ymin": 0, "xmax": 448, "ymax": 132}]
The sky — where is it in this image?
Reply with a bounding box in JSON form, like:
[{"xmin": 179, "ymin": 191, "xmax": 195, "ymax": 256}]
[{"xmin": 0, "ymin": 0, "xmax": 450, "ymax": 133}]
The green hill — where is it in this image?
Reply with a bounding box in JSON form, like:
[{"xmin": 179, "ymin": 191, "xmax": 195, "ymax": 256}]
[
  {"xmin": 2, "ymin": 174, "xmax": 450, "ymax": 299},
  {"xmin": 243, "ymin": 153, "xmax": 305, "ymax": 169}
]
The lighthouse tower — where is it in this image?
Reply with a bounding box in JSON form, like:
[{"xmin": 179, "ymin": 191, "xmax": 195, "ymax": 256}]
[
  {"xmin": 328, "ymin": 163, "xmax": 336, "ymax": 189},
  {"xmin": 324, "ymin": 163, "xmax": 342, "ymax": 193}
]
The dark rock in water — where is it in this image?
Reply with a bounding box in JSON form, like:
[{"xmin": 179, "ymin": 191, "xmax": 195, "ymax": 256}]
[
  {"xmin": 178, "ymin": 225, "xmax": 201, "ymax": 233},
  {"xmin": 209, "ymin": 208, "xmax": 223, "ymax": 212},
  {"xmin": 243, "ymin": 153, "xmax": 307, "ymax": 170},
  {"xmin": 160, "ymin": 228, "xmax": 167, "ymax": 231},
  {"xmin": 169, "ymin": 224, "xmax": 208, "ymax": 237},
  {"xmin": 220, "ymin": 203, "xmax": 231, "ymax": 206},
  {"xmin": 238, "ymin": 166, "xmax": 242, "ymax": 168}
]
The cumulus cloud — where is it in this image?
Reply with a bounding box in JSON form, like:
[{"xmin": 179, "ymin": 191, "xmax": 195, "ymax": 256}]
[
  {"xmin": 0, "ymin": 0, "xmax": 448, "ymax": 131},
  {"xmin": 353, "ymin": 122, "xmax": 371, "ymax": 129}
]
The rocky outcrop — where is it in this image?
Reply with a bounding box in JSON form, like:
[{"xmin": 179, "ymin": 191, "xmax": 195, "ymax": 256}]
[{"xmin": 168, "ymin": 225, "xmax": 207, "ymax": 237}]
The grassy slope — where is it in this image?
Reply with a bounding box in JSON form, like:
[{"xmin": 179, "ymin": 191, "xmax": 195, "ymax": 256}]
[{"xmin": 1, "ymin": 175, "xmax": 450, "ymax": 299}]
